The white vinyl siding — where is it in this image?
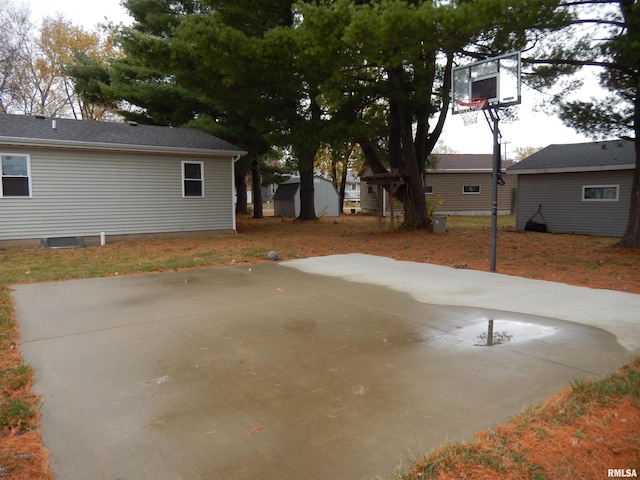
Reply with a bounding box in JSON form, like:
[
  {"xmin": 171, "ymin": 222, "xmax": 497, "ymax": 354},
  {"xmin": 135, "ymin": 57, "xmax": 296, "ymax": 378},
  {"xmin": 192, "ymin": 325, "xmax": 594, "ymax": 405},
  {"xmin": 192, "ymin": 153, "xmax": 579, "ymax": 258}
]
[{"xmin": 0, "ymin": 148, "xmax": 235, "ymax": 241}]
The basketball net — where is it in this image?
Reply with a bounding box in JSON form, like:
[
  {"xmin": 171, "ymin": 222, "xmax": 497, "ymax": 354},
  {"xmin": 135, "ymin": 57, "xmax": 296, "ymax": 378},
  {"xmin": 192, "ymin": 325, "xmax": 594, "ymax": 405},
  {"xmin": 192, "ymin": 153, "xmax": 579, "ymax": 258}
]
[{"xmin": 456, "ymin": 98, "xmax": 487, "ymax": 126}]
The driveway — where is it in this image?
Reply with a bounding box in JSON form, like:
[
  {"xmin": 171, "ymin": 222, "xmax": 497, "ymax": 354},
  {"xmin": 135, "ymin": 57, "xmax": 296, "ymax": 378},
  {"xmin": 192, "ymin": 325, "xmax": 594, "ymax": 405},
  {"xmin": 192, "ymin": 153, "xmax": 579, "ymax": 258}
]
[{"xmin": 12, "ymin": 254, "xmax": 640, "ymax": 480}]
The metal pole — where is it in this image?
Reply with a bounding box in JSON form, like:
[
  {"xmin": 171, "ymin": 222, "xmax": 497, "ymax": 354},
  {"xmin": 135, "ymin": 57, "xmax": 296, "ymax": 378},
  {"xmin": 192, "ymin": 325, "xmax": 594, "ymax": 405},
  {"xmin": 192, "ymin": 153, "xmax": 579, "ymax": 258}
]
[{"xmin": 490, "ymin": 111, "xmax": 499, "ymax": 272}]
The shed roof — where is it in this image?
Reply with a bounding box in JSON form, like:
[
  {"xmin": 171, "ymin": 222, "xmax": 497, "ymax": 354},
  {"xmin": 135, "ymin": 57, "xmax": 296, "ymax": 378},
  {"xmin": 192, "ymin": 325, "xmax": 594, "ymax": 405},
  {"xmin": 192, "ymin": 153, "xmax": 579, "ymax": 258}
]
[
  {"xmin": 0, "ymin": 113, "xmax": 245, "ymax": 156},
  {"xmin": 507, "ymin": 139, "xmax": 635, "ymax": 174}
]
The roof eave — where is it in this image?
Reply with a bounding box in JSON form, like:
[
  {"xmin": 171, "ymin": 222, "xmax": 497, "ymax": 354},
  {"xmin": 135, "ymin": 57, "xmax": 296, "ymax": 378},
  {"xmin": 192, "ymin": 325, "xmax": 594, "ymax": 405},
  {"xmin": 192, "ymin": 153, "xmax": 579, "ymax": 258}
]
[
  {"xmin": 506, "ymin": 163, "xmax": 636, "ymax": 175},
  {"xmin": 0, "ymin": 137, "xmax": 247, "ymax": 158},
  {"xmin": 429, "ymin": 169, "xmax": 497, "ymax": 173}
]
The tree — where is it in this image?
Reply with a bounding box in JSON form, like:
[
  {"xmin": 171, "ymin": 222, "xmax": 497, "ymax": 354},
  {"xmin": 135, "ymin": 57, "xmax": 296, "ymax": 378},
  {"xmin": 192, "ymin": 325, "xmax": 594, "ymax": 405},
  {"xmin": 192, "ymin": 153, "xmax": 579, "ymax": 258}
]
[
  {"xmin": 32, "ymin": 15, "xmax": 111, "ymax": 118},
  {"xmin": 0, "ymin": 2, "xmax": 33, "ymax": 114},
  {"xmin": 514, "ymin": 146, "xmax": 543, "ymax": 161},
  {"xmin": 76, "ymin": 0, "xmax": 572, "ymax": 227},
  {"xmin": 298, "ymin": 0, "xmax": 570, "ymax": 229},
  {"xmin": 1, "ymin": 1, "xmax": 119, "ymax": 119},
  {"xmin": 316, "ymin": 143, "xmax": 363, "ymax": 212},
  {"xmin": 529, "ymin": 0, "xmax": 640, "ymax": 245},
  {"xmin": 97, "ymin": 0, "xmax": 314, "ymax": 218}
]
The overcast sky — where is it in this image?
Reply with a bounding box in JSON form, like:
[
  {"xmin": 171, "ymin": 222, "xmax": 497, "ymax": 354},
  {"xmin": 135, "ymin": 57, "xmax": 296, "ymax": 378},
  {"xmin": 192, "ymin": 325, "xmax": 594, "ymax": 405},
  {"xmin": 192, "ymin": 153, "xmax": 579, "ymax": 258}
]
[{"xmin": 27, "ymin": 0, "xmax": 131, "ymax": 27}]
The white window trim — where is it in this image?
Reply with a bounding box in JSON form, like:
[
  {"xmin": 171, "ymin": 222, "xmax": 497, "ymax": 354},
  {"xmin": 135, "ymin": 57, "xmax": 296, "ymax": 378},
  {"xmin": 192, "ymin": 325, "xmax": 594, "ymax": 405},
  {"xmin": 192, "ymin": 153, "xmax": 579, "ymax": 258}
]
[
  {"xmin": 182, "ymin": 161, "xmax": 205, "ymax": 198},
  {"xmin": 582, "ymin": 184, "xmax": 619, "ymax": 202},
  {"xmin": 463, "ymin": 185, "xmax": 481, "ymax": 194},
  {"xmin": 1, "ymin": 153, "xmax": 32, "ymax": 198}
]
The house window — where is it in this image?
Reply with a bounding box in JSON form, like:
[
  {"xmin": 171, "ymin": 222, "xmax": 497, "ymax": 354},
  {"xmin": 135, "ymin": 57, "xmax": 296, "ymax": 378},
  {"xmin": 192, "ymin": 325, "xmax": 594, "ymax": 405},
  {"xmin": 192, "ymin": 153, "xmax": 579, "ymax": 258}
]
[
  {"xmin": 582, "ymin": 185, "xmax": 619, "ymax": 201},
  {"xmin": 1, "ymin": 154, "xmax": 31, "ymax": 197},
  {"xmin": 182, "ymin": 161, "xmax": 204, "ymax": 197},
  {"xmin": 463, "ymin": 185, "xmax": 480, "ymax": 194},
  {"xmin": 424, "ymin": 186, "xmax": 433, "ymax": 194}
]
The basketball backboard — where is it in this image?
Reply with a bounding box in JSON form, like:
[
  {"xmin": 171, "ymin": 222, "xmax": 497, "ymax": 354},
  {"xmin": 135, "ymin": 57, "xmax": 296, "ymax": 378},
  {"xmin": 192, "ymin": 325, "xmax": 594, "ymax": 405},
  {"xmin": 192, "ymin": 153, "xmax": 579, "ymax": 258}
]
[{"xmin": 452, "ymin": 52, "xmax": 521, "ymax": 114}]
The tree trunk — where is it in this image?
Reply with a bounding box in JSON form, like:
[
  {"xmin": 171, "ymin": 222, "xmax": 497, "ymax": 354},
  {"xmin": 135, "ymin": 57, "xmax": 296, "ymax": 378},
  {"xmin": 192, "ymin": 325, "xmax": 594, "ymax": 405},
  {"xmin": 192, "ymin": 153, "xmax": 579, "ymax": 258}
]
[
  {"xmin": 298, "ymin": 163, "xmax": 316, "ymax": 220},
  {"xmin": 251, "ymin": 156, "xmax": 264, "ymax": 218},
  {"xmin": 235, "ymin": 169, "xmax": 248, "ymax": 215},
  {"xmin": 389, "ymin": 67, "xmax": 428, "ymax": 230},
  {"xmin": 339, "ymin": 161, "xmax": 348, "ymax": 214},
  {"xmin": 616, "ymin": 136, "xmax": 640, "ymax": 246},
  {"xmin": 616, "ymin": 0, "xmax": 639, "ymax": 246}
]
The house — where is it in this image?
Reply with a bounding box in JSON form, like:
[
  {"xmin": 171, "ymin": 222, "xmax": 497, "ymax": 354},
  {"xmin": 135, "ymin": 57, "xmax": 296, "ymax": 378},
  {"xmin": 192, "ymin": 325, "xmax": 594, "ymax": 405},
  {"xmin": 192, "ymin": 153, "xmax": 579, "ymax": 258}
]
[
  {"xmin": 359, "ymin": 155, "xmax": 515, "ymax": 216},
  {"xmin": 344, "ymin": 168, "xmax": 361, "ymax": 202},
  {"xmin": 425, "ymin": 154, "xmax": 516, "ymax": 215},
  {"xmin": 507, "ymin": 139, "xmax": 634, "ymax": 236},
  {"xmin": 273, "ymin": 176, "xmax": 340, "ymax": 217},
  {"xmin": 0, "ymin": 113, "xmax": 245, "ymax": 246}
]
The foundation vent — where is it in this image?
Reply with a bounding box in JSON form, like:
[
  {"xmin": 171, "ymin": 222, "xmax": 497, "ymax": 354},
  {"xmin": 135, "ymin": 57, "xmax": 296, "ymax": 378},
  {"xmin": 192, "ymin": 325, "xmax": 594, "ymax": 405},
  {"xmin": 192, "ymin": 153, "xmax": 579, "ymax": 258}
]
[{"xmin": 41, "ymin": 237, "xmax": 85, "ymax": 249}]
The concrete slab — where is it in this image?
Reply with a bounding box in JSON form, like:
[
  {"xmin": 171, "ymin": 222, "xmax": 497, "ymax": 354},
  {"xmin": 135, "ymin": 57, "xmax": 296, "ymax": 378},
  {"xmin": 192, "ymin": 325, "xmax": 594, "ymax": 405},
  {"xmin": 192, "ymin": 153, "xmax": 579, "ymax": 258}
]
[{"xmin": 12, "ymin": 254, "xmax": 640, "ymax": 480}]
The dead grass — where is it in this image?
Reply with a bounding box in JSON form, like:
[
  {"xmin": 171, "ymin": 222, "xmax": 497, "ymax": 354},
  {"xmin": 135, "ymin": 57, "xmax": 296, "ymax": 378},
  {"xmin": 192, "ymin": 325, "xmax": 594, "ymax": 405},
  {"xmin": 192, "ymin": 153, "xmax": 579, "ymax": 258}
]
[
  {"xmin": 402, "ymin": 357, "xmax": 640, "ymax": 480},
  {"xmin": 1, "ymin": 213, "xmax": 639, "ymax": 479}
]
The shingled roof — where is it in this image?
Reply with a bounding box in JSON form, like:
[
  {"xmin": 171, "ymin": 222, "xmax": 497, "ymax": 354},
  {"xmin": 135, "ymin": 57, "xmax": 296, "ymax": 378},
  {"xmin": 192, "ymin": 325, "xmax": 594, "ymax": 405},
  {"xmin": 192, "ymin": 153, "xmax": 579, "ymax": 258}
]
[
  {"xmin": 429, "ymin": 153, "xmax": 515, "ymax": 171},
  {"xmin": 507, "ymin": 139, "xmax": 635, "ymax": 174},
  {"xmin": 0, "ymin": 113, "xmax": 245, "ymax": 155}
]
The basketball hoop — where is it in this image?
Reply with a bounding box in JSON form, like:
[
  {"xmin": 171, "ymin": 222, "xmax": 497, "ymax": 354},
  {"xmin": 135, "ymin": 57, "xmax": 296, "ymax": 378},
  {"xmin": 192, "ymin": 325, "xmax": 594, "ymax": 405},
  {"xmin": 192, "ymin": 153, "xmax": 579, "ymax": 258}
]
[{"xmin": 455, "ymin": 98, "xmax": 487, "ymax": 126}]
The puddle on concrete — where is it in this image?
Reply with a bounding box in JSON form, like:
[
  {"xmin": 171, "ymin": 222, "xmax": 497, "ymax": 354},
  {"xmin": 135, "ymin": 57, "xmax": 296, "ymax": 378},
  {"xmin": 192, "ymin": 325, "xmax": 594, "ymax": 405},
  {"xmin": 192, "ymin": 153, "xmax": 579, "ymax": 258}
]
[{"xmin": 454, "ymin": 319, "xmax": 558, "ymax": 347}]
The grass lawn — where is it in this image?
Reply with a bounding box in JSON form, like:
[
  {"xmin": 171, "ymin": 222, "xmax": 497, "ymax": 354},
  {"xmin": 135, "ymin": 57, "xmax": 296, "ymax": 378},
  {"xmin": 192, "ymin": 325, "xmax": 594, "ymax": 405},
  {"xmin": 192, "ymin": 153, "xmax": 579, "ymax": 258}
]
[{"xmin": 1, "ymin": 213, "xmax": 639, "ymax": 478}]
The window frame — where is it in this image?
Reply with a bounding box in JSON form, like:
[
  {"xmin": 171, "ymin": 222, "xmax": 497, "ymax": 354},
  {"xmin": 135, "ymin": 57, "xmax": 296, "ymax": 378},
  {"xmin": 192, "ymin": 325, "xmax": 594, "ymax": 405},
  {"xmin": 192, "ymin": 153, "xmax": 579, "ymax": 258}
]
[
  {"xmin": 462, "ymin": 185, "xmax": 481, "ymax": 194},
  {"xmin": 582, "ymin": 184, "xmax": 619, "ymax": 202},
  {"xmin": 182, "ymin": 161, "xmax": 204, "ymax": 198},
  {"xmin": 1, "ymin": 153, "xmax": 32, "ymax": 198}
]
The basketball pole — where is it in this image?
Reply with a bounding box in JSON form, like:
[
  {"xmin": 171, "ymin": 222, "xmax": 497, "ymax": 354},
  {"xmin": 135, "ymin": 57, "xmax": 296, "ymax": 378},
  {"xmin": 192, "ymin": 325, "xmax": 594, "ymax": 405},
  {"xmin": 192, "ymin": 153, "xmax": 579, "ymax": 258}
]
[{"xmin": 485, "ymin": 108, "xmax": 501, "ymax": 272}]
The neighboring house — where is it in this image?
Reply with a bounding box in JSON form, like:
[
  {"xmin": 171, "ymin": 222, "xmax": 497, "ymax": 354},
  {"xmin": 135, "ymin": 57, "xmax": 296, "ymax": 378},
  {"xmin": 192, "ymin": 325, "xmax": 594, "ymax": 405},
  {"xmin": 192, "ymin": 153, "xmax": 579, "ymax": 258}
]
[
  {"xmin": 425, "ymin": 154, "xmax": 516, "ymax": 215},
  {"xmin": 0, "ymin": 113, "xmax": 245, "ymax": 246},
  {"xmin": 507, "ymin": 139, "xmax": 634, "ymax": 236},
  {"xmin": 344, "ymin": 168, "xmax": 361, "ymax": 202},
  {"xmin": 273, "ymin": 176, "xmax": 340, "ymax": 217},
  {"xmin": 360, "ymin": 155, "xmax": 515, "ymax": 216}
]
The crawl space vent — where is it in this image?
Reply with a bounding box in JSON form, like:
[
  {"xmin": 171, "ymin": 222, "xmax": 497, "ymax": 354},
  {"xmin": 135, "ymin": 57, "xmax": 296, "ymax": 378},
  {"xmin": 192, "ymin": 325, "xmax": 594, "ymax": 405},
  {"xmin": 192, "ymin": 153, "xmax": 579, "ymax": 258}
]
[{"xmin": 42, "ymin": 237, "xmax": 85, "ymax": 249}]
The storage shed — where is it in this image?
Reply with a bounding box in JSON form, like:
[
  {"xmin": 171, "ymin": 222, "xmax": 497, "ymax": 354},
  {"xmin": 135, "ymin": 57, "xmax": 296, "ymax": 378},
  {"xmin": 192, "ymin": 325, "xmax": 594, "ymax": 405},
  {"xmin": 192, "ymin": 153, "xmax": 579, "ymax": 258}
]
[
  {"xmin": 507, "ymin": 139, "xmax": 634, "ymax": 236},
  {"xmin": 273, "ymin": 176, "xmax": 340, "ymax": 217},
  {"xmin": 0, "ymin": 113, "xmax": 245, "ymax": 246}
]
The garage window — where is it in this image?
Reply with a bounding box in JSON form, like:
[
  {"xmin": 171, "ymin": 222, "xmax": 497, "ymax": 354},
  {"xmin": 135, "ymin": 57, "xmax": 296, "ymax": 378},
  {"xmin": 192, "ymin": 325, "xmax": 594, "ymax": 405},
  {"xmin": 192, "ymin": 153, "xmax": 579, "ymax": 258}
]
[
  {"xmin": 582, "ymin": 185, "xmax": 618, "ymax": 201},
  {"xmin": 463, "ymin": 185, "xmax": 480, "ymax": 194},
  {"xmin": 1, "ymin": 154, "xmax": 31, "ymax": 197},
  {"xmin": 182, "ymin": 161, "xmax": 204, "ymax": 197}
]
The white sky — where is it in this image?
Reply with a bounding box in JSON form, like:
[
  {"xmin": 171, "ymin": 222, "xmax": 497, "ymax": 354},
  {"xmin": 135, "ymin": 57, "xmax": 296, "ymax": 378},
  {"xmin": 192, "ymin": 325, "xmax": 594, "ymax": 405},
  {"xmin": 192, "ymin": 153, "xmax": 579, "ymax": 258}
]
[
  {"xmin": 25, "ymin": 0, "xmax": 600, "ymax": 157},
  {"xmin": 440, "ymin": 84, "xmax": 594, "ymax": 157},
  {"xmin": 27, "ymin": 0, "xmax": 132, "ymax": 27}
]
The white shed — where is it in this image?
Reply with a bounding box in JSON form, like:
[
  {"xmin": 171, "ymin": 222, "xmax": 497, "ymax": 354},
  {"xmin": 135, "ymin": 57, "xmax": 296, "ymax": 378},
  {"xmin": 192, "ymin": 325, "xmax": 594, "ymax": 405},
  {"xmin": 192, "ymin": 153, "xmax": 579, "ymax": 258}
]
[{"xmin": 273, "ymin": 176, "xmax": 340, "ymax": 217}]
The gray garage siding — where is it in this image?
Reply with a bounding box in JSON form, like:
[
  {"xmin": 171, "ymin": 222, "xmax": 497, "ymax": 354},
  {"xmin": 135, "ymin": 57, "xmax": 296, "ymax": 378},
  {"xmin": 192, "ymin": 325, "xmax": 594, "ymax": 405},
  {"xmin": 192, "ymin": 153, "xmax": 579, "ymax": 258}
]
[
  {"xmin": 515, "ymin": 170, "xmax": 632, "ymax": 236},
  {"xmin": 1, "ymin": 147, "xmax": 234, "ymax": 242},
  {"xmin": 426, "ymin": 172, "xmax": 515, "ymax": 214}
]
